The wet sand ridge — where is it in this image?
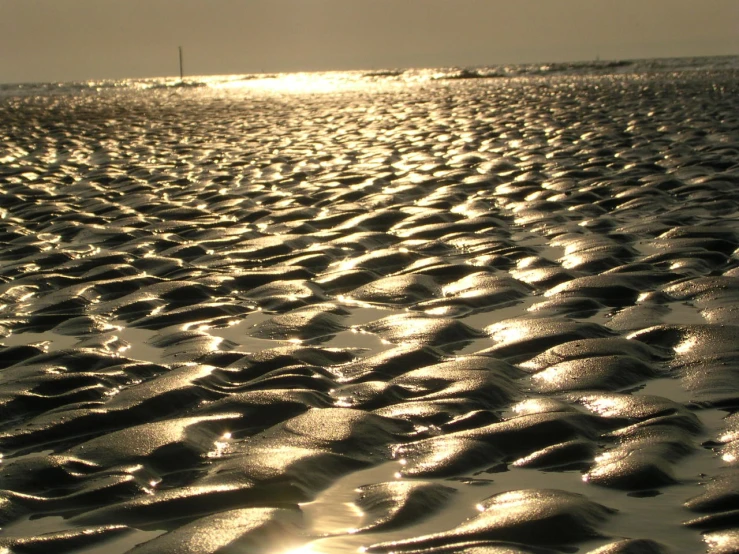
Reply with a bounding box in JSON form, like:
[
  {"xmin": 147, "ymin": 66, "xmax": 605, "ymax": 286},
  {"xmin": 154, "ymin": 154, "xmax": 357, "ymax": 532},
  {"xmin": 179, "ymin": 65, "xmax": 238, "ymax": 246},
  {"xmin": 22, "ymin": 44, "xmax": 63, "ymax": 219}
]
[{"xmin": 1, "ymin": 68, "xmax": 739, "ymax": 553}]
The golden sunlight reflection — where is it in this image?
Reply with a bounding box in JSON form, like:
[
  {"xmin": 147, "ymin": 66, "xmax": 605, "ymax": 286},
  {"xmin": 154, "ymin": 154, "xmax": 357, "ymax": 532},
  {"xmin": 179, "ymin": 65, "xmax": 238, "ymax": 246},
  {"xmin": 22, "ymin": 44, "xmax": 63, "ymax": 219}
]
[
  {"xmin": 207, "ymin": 431, "xmax": 232, "ymax": 458},
  {"xmin": 674, "ymin": 336, "xmax": 698, "ymax": 354},
  {"xmin": 579, "ymin": 396, "xmax": 621, "ymax": 417},
  {"xmin": 391, "ymin": 457, "xmax": 408, "ymax": 479},
  {"xmin": 530, "ymin": 368, "xmax": 559, "ymax": 385},
  {"xmin": 512, "ymin": 452, "xmax": 537, "ymax": 467},
  {"xmin": 489, "ymin": 325, "xmax": 525, "ymax": 344},
  {"xmin": 704, "ymin": 531, "xmax": 737, "ymax": 552},
  {"xmin": 213, "ymin": 73, "xmax": 354, "ymax": 94},
  {"xmin": 560, "ymin": 254, "xmax": 587, "ymax": 270},
  {"xmin": 336, "ymin": 295, "xmax": 380, "ymax": 310},
  {"xmin": 594, "ymin": 451, "xmax": 618, "ymax": 464},
  {"xmin": 422, "ymin": 306, "xmax": 459, "ymax": 317},
  {"xmin": 335, "ymin": 259, "xmax": 359, "ymax": 272}
]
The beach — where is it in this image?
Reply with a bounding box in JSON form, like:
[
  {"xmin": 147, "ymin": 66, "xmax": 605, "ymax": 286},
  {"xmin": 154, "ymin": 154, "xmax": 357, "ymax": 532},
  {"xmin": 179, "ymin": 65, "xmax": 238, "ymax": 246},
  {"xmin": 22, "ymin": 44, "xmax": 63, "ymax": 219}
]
[{"xmin": 1, "ymin": 58, "xmax": 739, "ymax": 553}]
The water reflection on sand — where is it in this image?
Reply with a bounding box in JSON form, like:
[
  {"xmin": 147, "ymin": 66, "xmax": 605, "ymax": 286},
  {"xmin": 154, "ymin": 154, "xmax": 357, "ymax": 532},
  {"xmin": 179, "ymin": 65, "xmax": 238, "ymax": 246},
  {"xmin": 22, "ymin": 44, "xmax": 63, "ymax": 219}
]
[{"xmin": 1, "ymin": 63, "xmax": 739, "ymax": 553}]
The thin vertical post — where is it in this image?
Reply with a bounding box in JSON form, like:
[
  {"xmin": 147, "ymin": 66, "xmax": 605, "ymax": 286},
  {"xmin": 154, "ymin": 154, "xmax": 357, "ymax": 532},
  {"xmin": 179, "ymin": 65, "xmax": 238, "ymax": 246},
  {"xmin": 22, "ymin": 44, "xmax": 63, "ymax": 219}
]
[{"xmin": 179, "ymin": 46, "xmax": 184, "ymax": 80}]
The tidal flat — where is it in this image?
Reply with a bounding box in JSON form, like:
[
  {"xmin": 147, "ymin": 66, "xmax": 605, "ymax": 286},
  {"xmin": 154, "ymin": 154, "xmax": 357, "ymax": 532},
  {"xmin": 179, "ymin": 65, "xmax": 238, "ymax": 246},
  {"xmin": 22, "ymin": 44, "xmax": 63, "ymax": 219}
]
[{"xmin": 1, "ymin": 60, "xmax": 739, "ymax": 553}]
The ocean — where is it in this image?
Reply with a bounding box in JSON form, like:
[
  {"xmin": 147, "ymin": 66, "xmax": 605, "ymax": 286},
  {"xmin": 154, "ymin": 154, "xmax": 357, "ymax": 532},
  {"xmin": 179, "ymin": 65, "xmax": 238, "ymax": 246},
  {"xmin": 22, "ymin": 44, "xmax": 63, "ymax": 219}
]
[{"xmin": 2, "ymin": 55, "xmax": 738, "ymax": 97}]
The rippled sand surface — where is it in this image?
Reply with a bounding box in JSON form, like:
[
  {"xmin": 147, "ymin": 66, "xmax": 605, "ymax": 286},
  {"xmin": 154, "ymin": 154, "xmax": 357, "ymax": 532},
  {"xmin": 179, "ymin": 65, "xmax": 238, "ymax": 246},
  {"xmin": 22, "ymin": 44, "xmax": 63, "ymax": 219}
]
[{"xmin": 1, "ymin": 66, "xmax": 739, "ymax": 553}]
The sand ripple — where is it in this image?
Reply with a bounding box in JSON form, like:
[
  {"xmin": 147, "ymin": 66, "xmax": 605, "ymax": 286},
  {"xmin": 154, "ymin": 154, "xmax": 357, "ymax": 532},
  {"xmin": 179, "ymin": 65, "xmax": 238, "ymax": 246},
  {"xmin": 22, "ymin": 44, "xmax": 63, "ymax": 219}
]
[{"xmin": 0, "ymin": 67, "xmax": 738, "ymax": 553}]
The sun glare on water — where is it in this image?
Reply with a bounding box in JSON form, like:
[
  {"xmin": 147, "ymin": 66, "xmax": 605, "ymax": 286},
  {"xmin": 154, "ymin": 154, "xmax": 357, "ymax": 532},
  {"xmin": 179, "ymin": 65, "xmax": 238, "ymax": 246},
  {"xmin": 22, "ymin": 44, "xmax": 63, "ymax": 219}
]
[{"xmin": 214, "ymin": 73, "xmax": 353, "ymax": 94}]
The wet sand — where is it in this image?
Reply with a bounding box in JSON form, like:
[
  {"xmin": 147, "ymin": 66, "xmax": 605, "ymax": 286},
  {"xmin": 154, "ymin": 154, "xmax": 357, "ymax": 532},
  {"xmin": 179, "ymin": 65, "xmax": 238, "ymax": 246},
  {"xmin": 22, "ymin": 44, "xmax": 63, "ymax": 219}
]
[{"xmin": 1, "ymin": 67, "xmax": 739, "ymax": 553}]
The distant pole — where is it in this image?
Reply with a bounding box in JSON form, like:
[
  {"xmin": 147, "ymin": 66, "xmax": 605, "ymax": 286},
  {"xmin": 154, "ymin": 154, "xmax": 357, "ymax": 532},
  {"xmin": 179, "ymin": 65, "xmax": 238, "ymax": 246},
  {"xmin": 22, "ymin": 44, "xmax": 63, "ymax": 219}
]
[{"xmin": 179, "ymin": 46, "xmax": 184, "ymax": 80}]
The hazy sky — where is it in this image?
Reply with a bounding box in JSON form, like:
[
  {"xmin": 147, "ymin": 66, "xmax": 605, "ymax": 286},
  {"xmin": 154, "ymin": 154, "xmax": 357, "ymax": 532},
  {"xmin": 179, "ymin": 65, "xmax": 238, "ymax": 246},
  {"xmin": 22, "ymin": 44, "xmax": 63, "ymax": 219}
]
[{"xmin": 1, "ymin": 0, "xmax": 737, "ymax": 83}]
